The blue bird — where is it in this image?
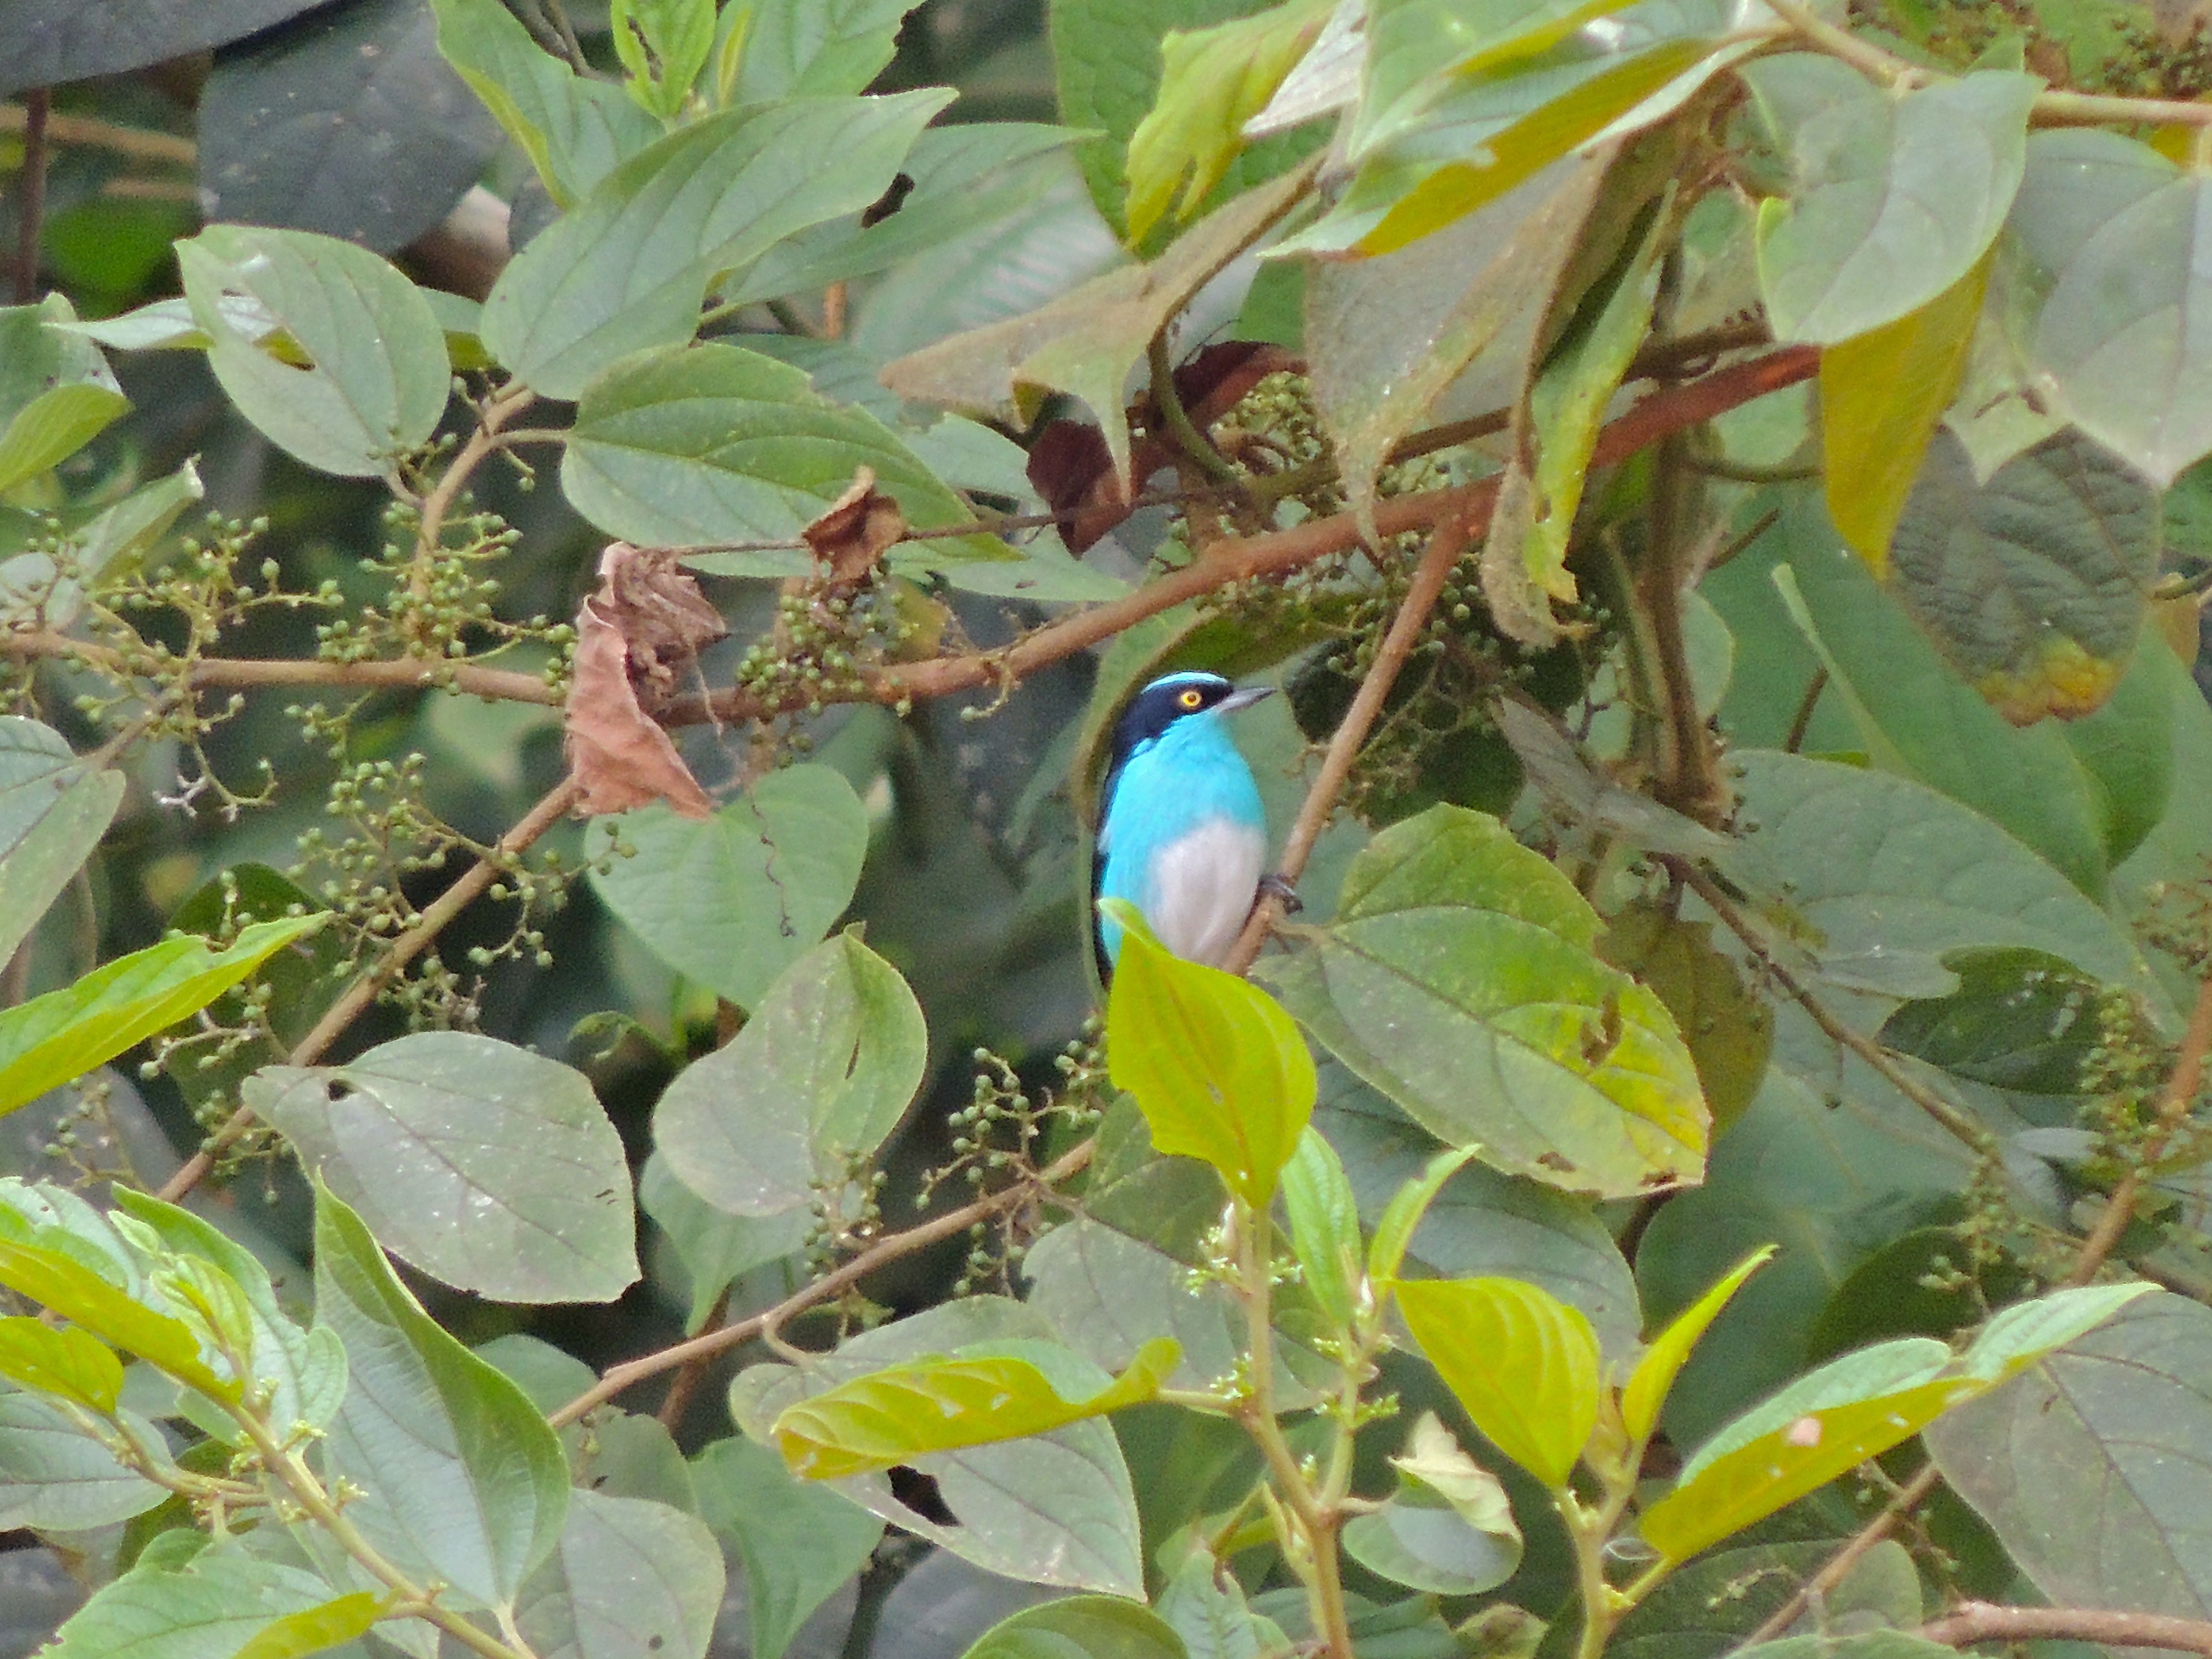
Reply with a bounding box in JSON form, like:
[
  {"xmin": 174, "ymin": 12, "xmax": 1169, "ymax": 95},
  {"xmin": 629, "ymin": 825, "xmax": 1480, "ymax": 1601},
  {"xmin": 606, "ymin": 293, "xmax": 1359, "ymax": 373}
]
[{"xmin": 1094, "ymin": 671, "xmax": 1275, "ymax": 976}]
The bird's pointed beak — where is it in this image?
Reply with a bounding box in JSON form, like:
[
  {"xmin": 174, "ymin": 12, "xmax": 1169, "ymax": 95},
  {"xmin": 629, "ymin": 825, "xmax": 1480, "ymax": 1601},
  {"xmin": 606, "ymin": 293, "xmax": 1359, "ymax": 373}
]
[{"xmin": 1215, "ymin": 685, "xmax": 1275, "ymax": 715}]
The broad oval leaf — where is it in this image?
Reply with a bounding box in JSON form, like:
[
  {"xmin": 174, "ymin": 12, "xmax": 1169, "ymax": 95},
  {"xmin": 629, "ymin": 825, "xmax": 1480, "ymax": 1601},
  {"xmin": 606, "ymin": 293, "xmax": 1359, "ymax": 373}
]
[
  {"xmin": 482, "ymin": 92, "xmax": 949, "ymax": 398},
  {"xmin": 961, "ymin": 1596, "xmax": 1188, "ymax": 1659},
  {"xmin": 0, "ymin": 1393, "xmax": 166, "ymax": 1531},
  {"xmin": 41, "ymin": 1539, "xmax": 340, "ymax": 1659},
  {"xmin": 694, "ymin": 1434, "xmax": 884, "ymax": 1659},
  {"xmin": 0, "ymin": 1237, "xmax": 226, "ymax": 1395},
  {"xmin": 1878, "ymin": 946, "xmax": 2107, "ymax": 1094},
  {"xmin": 563, "ymin": 340, "xmax": 1010, "ymax": 572},
  {"xmin": 514, "ymin": 1488, "xmax": 726, "ymax": 1659},
  {"xmin": 246, "ymin": 1030, "xmax": 638, "ymax": 1304},
  {"xmin": 588, "ymin": 764, "xmax": 867, "ymax": 1012},
  {"xmin": 0, "ymin": 913, "xmax": 329, "ymax": 1120},
  {"xmin": 732, "ymin": 0, "xmax": 927, "ymax": 101},
  {"xmin": 773, "ymin": 1337, "xmax": 1180, "ymax": 1479},
  {"xmin": 1396, "ymin": 1275, "xmax": 1599, "ymax": 1489},
  {"xmin": 176, "ymin": 226, "xmax": 450, "ymax": 477},
  {"xmin": 1341, "ymin": 1411, "xmax": 1523, "ymax": 1595},
  {"xmin": 1260, "ymin": 805, "xmax": 1708, "ymax": 1199},
  {"xmin": 654, "ymin": 932, "xmax": 926, "ymax": 1219},
  {"xmin": 0, "ymin": 718, "xmax": 123, "ymax": 972},
  {"xmin": 232, "ymin": 1592, "xmax": 383, "ymax": 1659},
  {"xmin": 1743, "ymin": 57, "xmax": 2037, "ymax": 343},
  {"xmin": 314, "ymin": 1182, "xmax": 570, "ymax": 1607},
  {"xmin": 1106, "ymin": 907, "xmax": 1318, "ymax": 1209}
]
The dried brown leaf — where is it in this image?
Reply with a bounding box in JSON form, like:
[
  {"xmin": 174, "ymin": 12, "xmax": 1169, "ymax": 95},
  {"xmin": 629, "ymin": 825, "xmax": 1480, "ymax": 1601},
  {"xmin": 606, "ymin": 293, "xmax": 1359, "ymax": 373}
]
[{"xmin": 803, "ymin": 468, "xmax": 907, "ymax": 589}]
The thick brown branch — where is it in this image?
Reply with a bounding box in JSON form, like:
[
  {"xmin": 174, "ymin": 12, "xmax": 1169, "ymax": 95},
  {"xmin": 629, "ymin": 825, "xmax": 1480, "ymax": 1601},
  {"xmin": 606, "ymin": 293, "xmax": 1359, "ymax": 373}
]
[
  {"xmin": 154, "ymin": 776, "xmax": 585, "ymax": 1203},
  {"xmin": 1919, "ymin": 1603, "xmax": 2212, "ymax": 1656},
  {"xmin": 548, "ymin": 1139, "xmax": 1096, "ymax": 1428},
  {"xmin": 1223, "ymin": 505, "xmax": 1484, "ymax": 974}
]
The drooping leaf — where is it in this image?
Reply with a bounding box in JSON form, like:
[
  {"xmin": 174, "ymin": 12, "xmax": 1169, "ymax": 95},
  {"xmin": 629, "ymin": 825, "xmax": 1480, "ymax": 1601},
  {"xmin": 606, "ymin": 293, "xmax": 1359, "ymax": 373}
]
[
  {"xmin": 587, "ymin": 765, "xmax": 868, "ymax": 1012},
  {"xmin": 1882, "ymin": 429, "xmax": 2162, "ymax": 725},
  {"xmin": 563, "ymin": 340, "xmax": 1013, "ymax": 576},
  {"xmin": 729, "ymin": 1298, "xmax": 1147, "ymax": 1594},
  {"xmin": 313, "ymin": 1182, "xmax": 569, "ymax": 1608},
  {"xmin": 1124, "ymin": 0, "xmax": 1331, "ymax": 244},
  {"xmin": 0, "ymin": 1393, "xmax": 167, "ymax": 1531},
  {"xmin": 1260, "ymin": 805, "xmax": 1709, "ymax": 1199},
  {"xmin": 774, "ymin": 1336, "xmax": 1179, "ymax": 1479},
  {"xmin": 0, "ymin": 1237, "xmax": 229, "ymax": 1393},
  {"xmin": 1878, "ymin": 947, "xmax": 2109, "ymax": 1094},
  {"xmin": 431, "ymin": 0, "xmax": 661, "ymax": 208},
  {"xmin": 694, "ymin": 1434, "xmax": 883, "ymax": 1659},
  {"xmin": 881, "ymin": 159, "xmax": 1317, "ymax": 490},
  {"xmin": 638, "ymin": 1154, "xmax": 810, "ymax": 1331},
  {"xmin": 514, "ymin": 1488, "xmax": 726, "ymax": 1659},
  {"xmin": 1620, "ymin": 1247, "xmax": 1776, "ymax": 1445},
  {"xmin": 482, "ymin": 93, "xmax": 948, "ymax": 398},
  {"xmin": 39, "ymin": 1539, "xmax": 341, "ymax": 1659},
  {"xmin": 1341, "ymin": 1411, "xmax": 1523, "ymax": 1595},
  {"xmin": 1822, "ymin": 257, "xmax": 1990, "ymax": 572},
  {"xmin": 1106, "ymin": 907, "xmax": 1317, "ymax": 1208},
  {"xmin": 1743, "ymin": 57, "xmax": 2037, "ymax": 343},
  {"xmin": 199, "ymin": 0, "xmax": 500, "ymax": 253},
  {"xmin": 175, "ymin": 226, "xmax": 450, "ymax": 478},
  {"xmin": 0, "ymin": 914, "xmax": 328, "ymax": 1122},
  {"xmin": 654, "ymin": 932, "xmax": 925, "ymax": 1218},
  {"xmin": 0, "ymin": 719, "xmax": 123, "ymax": 972},
  {"xmin": 960, "ymin": 1596, "xmax": 1188, "ymax": 1659},
  {"xmin": 0, "ymin": 297, "xmax": 128, "ymax": 494},
  {"xmin": 246, "ymin": 1031, "xmax": 637, "ymax": 1304},
  {"xmin": 1397, "ymin": 1276, "xmax": 1600, "ymax": 1489}
]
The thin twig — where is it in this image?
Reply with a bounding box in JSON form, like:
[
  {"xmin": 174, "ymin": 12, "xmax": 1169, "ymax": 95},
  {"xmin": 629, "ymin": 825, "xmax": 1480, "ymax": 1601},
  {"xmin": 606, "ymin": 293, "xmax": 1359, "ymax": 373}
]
[
  {"xmin": 549, "ymin": 1140, "xmax": 1096, "ymax": 1428},
  {"xmin": 155, "ymin": 777, "xmax": 585, "ymax": 1203},
  {"xmin": 1740, "ymin": 1464, "xmax": 1941, "ymax": 1646},
  {"xmin": 410, "ymin": 385, "xmax": 536, "ymax": 624},
  {"xmin": 1, "ymin": 102, "xmax": 195, "ymax": 166},
  {"xmin": 1223, "ymin": 505, "xmax": 1482, "ymax": 974},
  {"xmin": 1782, "ymin": 667, "xmax": 1827, "ymax": 754},
  {"xmin": 2065, "ymin": 969, "xmax": 2212, "ymax": 1286},
  {"xmin": 1, "ymin": 631, "xmax": 558, "ymax": 704},
  {"xmin": 12, "ymin": 90, "xmax": 48, "ymax": 304},
  {"xmin": 1918, "ymin": 1603, "xmax": 2212, "ymax": 1655}
]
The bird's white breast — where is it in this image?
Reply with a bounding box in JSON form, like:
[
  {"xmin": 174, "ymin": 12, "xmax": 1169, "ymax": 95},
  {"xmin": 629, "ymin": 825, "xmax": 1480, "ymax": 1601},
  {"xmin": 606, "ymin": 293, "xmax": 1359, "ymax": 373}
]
[{"xmin": 1144, "ymin": 817, "xmax": 1267, "ymax": 968}]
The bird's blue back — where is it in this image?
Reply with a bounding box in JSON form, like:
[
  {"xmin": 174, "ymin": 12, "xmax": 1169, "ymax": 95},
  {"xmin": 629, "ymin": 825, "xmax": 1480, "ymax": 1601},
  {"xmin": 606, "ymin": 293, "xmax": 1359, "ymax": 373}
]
[{"xmin": 1097, "ymin": 705, "xmax": 1266, "ymax": 968}]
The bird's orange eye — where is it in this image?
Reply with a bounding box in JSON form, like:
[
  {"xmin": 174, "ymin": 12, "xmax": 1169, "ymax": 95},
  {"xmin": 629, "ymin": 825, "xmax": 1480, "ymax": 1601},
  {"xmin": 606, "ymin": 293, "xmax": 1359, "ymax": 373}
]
[{"xmin": 1178, "ymin": 688, "xmax": 1204, "ymax": 710}]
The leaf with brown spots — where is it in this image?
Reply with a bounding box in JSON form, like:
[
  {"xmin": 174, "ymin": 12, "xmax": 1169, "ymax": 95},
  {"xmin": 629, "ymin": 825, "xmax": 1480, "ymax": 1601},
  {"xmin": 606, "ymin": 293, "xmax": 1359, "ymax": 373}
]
[{"xmin": 803, "ymin": 468, "xmax": 907, "ymax": 589}]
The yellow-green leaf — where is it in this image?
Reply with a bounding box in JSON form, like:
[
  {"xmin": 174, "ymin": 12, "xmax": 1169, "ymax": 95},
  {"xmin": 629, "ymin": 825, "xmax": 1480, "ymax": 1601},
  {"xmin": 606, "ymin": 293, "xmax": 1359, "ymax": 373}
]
[
  {"xmin": 0, "ymin": 1237, "xmax": 234, "ymax": 1400},
  {"xmin": 1638, "ymin": 1377, "xmax": 1974, "ymax": 1562},
  {"xmin": 772, "ymin": 1337, "xmax": 1180, "ymax": 1479},
  {"xmin": 0, "ymin": 1315, "xmax": 122, "ymax": 1413},
  {"xmin": 1125, "ymin": 0, "xmax": 1331, "ymax": 244},
  {"xmin": 232, "ymin": 1592, "xmax": 384, "ymax": 1659},
  {"xmin": 1105, "ymin": 902, "xmax": 1317, "ymax": 1208},
  {"xmin": 1620, "ymin": 1246, "xmax": 1775, "ymax": 1445},
  {"xmin": 1366, "ymin": 1143, "xmax": 1480, "ymax": 1286},
  {"xmin": 1823, "ymin": 256, "xmax": 1990, "ymax": 575},
  {"xmin": 1279, "ymin": 1126, "xmax": 1362, "ymax": 1330},
  {"xmin": 1398, "ymin": 1277, "xmax": 1599, "ymax": 1490},
  {"xmin": 0, "ymin": 913, "xmax": 327, "ymax": 1119}
]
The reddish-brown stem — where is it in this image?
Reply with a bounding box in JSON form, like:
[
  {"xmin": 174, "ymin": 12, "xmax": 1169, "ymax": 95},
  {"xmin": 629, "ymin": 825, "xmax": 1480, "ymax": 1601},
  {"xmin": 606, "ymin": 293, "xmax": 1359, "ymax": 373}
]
[
  {"xmin": 12, "ymin": 90, "xmax": 48, "ymax": 304},
  {"xmin": 1917, "ymin": 1603, "xmax": 2212, "ymax": 1655}
]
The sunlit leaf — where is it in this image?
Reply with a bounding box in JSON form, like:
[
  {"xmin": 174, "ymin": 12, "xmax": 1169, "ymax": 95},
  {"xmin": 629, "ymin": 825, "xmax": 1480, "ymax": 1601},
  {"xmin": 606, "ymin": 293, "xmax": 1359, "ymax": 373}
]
[
  {"xmin": 0, "ymin": 1236, "xmax": 230, "ymax": 1398},
  {"xmin": 1279, "ymin": 1126, "xmax": 1363, "ymax": 1330},
  {"xmin": 1397, "ymin": 1275, "xmax": 1600, "ymax": 1489},
  {"xmin": 0, "ymin": 1316, "xmax": 121, "ymax": 1413},
  {"xmin": 1343, "ymin": 1410, "xmax": 1523, "ymax": 1594},
  {"xmin": 1621, "ymin": 1246, "xmax": 1775, "ymax": 1445},
  {"xmin": 232, "ymin": 1592, "xmax": 384, "ymax": 1659}
]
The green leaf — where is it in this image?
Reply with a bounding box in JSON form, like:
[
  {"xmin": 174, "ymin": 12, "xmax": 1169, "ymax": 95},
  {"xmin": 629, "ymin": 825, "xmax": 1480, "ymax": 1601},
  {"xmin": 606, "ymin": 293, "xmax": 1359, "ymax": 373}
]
[
  {"xmin": 1279, "ymin": 1126, "xmax": 1362, "ymax": 1330},
  {"xmin": 562, "ymin": 340, "xmax": 1012, "ymax": 573},
  {"xmin": 313, "ymin": 1181, "xmax": 569, "ymax": 1607},
  {"xmin": 232, "ymin": 1592, "xmax": 383, "ymax": 1659},
  {"xmin": 1882, "ymin": 428, "xmax": 2162, "ymax": 725},
  {"xmin": 2015, "ymin": 131, "xmax": 2212, "ymax": 486},
  {"xmin": 960, "ymin": 1596, "xmax": 1188, "ymax": 1659},
  {"xmin": 587, "ymin": 766, "xmax": 867, "ymax": 1011},
  {"xmin": 610, "ymin": 0, "xmax": 716, "ymax": 117},
  {"xmin": 654, "ymin": 932, "xmax": 925, "ymax": 1218},
  {"xmin": 431, "ymin": 0, "xmax": 660, "ymax": 207},
  {"xmin": 515, "ymin": 1488, "xmax": 726, "ymax": 1659},
  {"xmin": 1594, "ymin": 901, "xmax": 1772, "ymax": 1136},
  {"xmin": 1822, "ymin": 256, "xmax": 1989, "ymax": 572},
  {"xmin": 246, "ymin": 1030, "xmax": 637, "ymax": 1304},
  {"xmin": 0, "ymin": 1393, "xmax": 166, "ymax": 1531},
  {"xmin": 728, "ymin": 0, "xmax": 926, "ymax": 101},
  {"xmin": 0, "ymin": 913, "xmax": 327, "ymax": 1121},
  {"xmin": 731, "ymin": 1297, "xmax": 1146, "ymax": 1593},
  {"xmin": 1743, "ymin": 57, "xmax": 2037, "ymax": 343},
  {"xmin": 176, "ymin": 226, "xmax": 450, "ymax": 478},
  {"xmin": 639, "ymin": 1153, "xmax": 810, "ymax": 1331},
  {"xmin": 1260, "ymin": 804, "xmax": 1709, "ymax": 1199},
  {"xmin": 1611, "ymin": 1534, "xmax": 1930, "ymax": 1659},
  {"xmin": 1927, "ymin": 1291, "xmax": 2212, "ymax": 1621},
  {"xmin": 482, "ymin": 93, "xmax": 948, "ymax": 398},
  {"xmin": 1106, "ymin": 907, "xmax": 1317, "ymax": 1208},
  {"xmin": 0, "ymin": 719, "xmax": 123, "ymax": 972},
  {"xmin": 1155, "ymin": 1551, "xmax": 1286, "ymax": 1659},
  {"xmin": 1124, "ymin": 0, "xmax": 1330, "ymax": 243},
  {"xmin": 0, "ymin": 296, "xmax": 128, "ymax": 494},
  {"xmin": 1621, "ymin": 1247, "xmax": 1775, "ymax": 1445},
  {"xmin": 0, "ymin": 1233, "xmax": 227, "ymax": 1394},
  {"xmin": 0, "ymin": 1315, "xmax": 121, "ymax": 1411},
  {"xmin": 773, "ymin": 1336, "xmax": 1180, "ymax": 1479},
  {"xmin": 1364, "ymin": 1143, "xmax": 1481, "ymax": 1290},
  {"xmin": 1397, "ymin": 1275, "xmax": 1599, "ymax": 1489},
  {"xmin": 1301, "ymin": 155, "xmax": 1606, "ymax": 533},
  {"xmin": 42, "ymin": 1539, "xmax": 340, "ymax": 1659},
  {"xmin": 1342, "ymin": 1410, "xmax": 1523, "ymax": 1595},
  {"xmin": 694, "ymin": 1434, "xmax": 883, "ymax": 1659},
  {"xmin": 1879, "ymin": 947, "xmax": 2108, "ymax": 1094},
  {"xmin": 1955, "ymin": 1281, "xmax": 2154, "ymax": 1382},
  {"xmin": 881, "ymin": 159, "xmax": 1316, "ymax": 490}
]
